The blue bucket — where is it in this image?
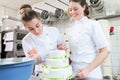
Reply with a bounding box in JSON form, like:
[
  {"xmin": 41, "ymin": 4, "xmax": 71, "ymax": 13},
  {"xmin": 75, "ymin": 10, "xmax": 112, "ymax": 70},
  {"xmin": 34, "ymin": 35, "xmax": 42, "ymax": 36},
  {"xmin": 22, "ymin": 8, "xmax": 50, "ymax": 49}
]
[{"xmin": 0, "ymin": 57, "xmax": 35, "ymax": 80}]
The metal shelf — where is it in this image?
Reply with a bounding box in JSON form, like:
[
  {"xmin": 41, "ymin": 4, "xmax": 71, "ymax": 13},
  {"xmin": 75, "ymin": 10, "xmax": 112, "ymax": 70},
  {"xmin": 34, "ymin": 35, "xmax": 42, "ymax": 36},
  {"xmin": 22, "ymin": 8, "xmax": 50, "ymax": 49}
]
[{"xmin": 95, "ymin": 14, "xmax": 120, "ymax": 20}]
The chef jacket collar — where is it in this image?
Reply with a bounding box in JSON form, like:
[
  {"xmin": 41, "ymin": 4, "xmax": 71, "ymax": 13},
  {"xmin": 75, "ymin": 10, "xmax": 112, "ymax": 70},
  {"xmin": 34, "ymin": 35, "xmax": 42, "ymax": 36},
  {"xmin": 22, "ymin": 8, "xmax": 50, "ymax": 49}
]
[{"xmin": 75, "ymin": 16, "xmax": 88, "ymax": 23}]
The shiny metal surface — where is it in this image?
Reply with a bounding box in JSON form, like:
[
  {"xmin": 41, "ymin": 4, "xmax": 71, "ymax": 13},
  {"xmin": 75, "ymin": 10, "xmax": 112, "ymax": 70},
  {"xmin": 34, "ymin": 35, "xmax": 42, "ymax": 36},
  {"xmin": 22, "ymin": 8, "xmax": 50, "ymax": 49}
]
[
  {"xmin": 0, "ymin": 57, "xmax": 35, "ymax": 65},
  {"xmin": 69, "ymin": 77, "xmax": 103, "ymax": 80},
  {"xmin": 29, "ymin": 76, "xmax": 105, "ymax": 80}
]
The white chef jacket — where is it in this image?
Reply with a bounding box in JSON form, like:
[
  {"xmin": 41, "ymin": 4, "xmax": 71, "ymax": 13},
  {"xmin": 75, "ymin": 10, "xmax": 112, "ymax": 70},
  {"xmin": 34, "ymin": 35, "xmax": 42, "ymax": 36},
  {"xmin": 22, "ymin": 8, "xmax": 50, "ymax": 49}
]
[
  {"xmin": 67, "ymin": 17, "xmax": 108, "ymax": 79},
  {"xmin": 22, "ymin": 26, "xmax": 64, "ymax": 63}
]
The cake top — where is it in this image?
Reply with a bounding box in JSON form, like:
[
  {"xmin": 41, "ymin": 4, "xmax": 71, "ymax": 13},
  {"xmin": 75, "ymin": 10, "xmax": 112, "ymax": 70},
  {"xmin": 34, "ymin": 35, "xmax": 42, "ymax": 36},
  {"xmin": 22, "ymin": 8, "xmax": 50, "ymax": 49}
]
[
  {"xmin": 49, "ymin": 50, "xmax": 68, "ymax": 58},
  {"xmin": 49, "ymin": 50, "xmax": 65, "ymax": 54}
]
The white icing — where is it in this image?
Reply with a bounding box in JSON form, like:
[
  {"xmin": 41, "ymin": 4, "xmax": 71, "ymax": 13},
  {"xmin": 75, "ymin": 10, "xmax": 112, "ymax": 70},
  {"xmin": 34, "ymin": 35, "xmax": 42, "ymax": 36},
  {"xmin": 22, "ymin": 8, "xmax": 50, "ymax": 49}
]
[
  {"xmin": 46, "ymin": 58, "xmax": 69, "ymax": 67},
  {"xmin": 49, "ymin": 50, "xmax": 66, "ymax": 58}
]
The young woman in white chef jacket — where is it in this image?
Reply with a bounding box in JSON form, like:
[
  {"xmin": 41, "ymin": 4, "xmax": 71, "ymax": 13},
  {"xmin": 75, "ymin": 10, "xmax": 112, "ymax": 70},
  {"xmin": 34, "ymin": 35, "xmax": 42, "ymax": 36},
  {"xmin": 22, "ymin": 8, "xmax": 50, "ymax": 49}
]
[
  {"xmin": 68, "ymin": 0, "xmax": 109, "ymax": 79},
  {"xmin": 21, "ymin": 10, "xmax": 67, "ymax": 64}
]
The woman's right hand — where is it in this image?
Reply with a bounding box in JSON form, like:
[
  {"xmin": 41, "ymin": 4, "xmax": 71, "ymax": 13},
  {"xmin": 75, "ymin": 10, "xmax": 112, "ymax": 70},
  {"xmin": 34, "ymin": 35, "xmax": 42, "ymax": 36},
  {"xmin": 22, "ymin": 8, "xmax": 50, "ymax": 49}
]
[
  {"xmin": 28, "ymin": 48, "xmax": 41, "ymax": 64},
  {"xmin": 28, "ymin": 48, "xmax": 37, "ymax": 55}
]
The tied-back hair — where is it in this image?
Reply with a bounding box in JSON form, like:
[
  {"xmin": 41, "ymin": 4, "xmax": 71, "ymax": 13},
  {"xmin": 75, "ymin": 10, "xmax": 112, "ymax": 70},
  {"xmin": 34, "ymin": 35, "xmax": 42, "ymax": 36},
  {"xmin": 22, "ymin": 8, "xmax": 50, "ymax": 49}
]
[
  {"xmin": 20, "ymin": 4, "xmax": 32, "ymax": 10},
  {"xmin": 21, "ymin": 10, "xmax": 41, "ymax": 22},
  {"xmin": 69, "ymin": 0, "xmax": 89, "ymax": 16}
]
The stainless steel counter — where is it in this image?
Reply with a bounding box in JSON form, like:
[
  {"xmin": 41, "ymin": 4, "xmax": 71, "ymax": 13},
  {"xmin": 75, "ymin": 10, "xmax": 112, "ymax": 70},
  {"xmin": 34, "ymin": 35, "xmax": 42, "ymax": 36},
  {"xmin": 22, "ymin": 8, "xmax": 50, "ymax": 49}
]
[
  {"xmin": 0, "ymin": 57, "xmax": 34, "ymax": 65},
  {"xmin": 70, "ymin": 77, "xmax": 103, "ymax": 80},
  {"xmin": 29, "ymin": 76, "xmax": 107, "ymax": 80}
]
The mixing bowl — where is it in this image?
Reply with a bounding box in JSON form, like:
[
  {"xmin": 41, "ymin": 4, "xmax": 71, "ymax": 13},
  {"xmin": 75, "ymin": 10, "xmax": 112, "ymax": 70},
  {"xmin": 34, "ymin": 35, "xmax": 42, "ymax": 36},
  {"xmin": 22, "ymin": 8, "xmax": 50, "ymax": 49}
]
[{"xmin": 0, "ymin": 57, "xmax": 35, "ymax": 80}]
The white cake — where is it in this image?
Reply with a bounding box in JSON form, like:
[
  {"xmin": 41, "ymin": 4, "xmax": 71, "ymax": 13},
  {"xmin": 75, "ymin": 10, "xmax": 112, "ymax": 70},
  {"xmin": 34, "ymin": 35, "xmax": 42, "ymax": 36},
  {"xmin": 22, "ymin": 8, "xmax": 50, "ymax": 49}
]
[{"xmin": 41, "ymin": 50, "xmax": 73, "ymax": 80}]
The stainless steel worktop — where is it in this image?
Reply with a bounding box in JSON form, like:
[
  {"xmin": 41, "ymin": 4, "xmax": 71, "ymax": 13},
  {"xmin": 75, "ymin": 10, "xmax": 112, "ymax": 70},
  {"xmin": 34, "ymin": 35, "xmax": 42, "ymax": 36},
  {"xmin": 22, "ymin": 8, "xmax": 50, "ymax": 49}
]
[
  {"xmin": 29, "ymin": 76, "xmax": 107, "ymax": 80},
  {"xmin": 0, "ymin": 57, "xmax": 35, "ymax": 65},
  {"xmin": 70, "ymin": 77, "xmax": 105, "ymax": 80}
]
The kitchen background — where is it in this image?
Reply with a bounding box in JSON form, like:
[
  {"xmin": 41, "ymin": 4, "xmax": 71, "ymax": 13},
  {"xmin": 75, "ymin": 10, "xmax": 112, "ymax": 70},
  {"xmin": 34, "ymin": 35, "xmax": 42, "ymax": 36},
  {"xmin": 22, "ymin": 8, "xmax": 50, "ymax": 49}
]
[{"xmin": 0, "ymin": 0, "xmax": 120, "ymax": 79}]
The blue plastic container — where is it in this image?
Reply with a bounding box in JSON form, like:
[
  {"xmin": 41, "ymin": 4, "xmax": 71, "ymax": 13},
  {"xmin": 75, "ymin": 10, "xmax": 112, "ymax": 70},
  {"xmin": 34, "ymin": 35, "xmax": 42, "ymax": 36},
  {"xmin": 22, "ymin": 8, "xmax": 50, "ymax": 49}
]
[{"xmin": 0, "ymin": 57, "xmax": 35, "ymax": 80}]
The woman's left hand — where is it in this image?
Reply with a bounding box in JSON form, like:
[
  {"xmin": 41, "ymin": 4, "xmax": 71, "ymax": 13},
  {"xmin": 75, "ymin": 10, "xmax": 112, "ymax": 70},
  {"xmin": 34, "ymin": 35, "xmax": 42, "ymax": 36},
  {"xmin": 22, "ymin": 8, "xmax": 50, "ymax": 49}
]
[{"xmin": 76, "ymin": 67, "xmax": 90, "ymax": 79}]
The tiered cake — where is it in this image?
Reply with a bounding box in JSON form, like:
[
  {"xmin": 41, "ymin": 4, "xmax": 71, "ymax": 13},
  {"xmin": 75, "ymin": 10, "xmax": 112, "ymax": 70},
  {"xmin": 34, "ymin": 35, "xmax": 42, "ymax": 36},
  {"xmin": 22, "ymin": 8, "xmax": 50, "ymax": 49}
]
[{"xmin": 41, "ymin": 50, "xmax": 73, "ymax": 80}]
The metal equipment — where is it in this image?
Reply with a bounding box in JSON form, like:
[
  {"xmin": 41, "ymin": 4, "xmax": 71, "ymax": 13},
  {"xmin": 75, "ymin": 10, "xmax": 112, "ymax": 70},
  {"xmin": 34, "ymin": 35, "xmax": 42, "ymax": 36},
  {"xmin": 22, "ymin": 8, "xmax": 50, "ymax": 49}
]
[
  {"xmin": 55, "ymin": 8, "xmax": 69, "ymax": 19},
  {"xmin": 45, "ymin": 2, "xmax": 69, "ymax": 20},
  {"xmin": 90, "ymin": 0, "xmax": 104, "ymax": 12},
  {"xmin": 1, "ymin": 29, "xmax": 28, "ymax": 58},
  {"xmin": 40, "ymin": 10, "xmax": 57, "ymax": 21}
]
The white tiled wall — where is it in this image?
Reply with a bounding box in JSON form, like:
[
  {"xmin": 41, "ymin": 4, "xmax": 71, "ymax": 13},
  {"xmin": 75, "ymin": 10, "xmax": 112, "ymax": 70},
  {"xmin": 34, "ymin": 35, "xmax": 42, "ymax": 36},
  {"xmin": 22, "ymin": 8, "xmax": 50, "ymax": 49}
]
[{"xmin": 108, "ymin": 17, "xmax": 120, "ymax": 76}]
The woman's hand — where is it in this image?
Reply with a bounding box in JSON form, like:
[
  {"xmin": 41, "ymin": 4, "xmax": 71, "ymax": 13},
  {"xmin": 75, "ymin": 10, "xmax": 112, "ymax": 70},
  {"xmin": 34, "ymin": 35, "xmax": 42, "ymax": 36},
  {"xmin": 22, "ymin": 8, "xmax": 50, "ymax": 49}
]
[
  {"xmin": 57, "ymin": 44, "xmax": 68, "ymax": 51},
  {"xmin": 76, "ymin": 67, "xmax": 90, "ymax": 79},
  {"xmin": 76, "ymin": 47, "xmax": 108, "ymax": 79},
  {"xmin": 28, "ymin": 48, "xmax": 41, "ymax": 64},
  {"xmin": 28, "ymin": 48, "xmax": 36, "ymax": 55}
]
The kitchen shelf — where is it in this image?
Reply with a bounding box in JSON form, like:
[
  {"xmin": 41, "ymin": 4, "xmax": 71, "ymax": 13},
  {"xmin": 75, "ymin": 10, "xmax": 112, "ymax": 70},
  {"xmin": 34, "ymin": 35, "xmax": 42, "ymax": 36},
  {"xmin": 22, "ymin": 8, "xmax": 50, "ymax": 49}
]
[{"xmin": 94, "ymin": 14, "xmax": 120, "ymax": 20}]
